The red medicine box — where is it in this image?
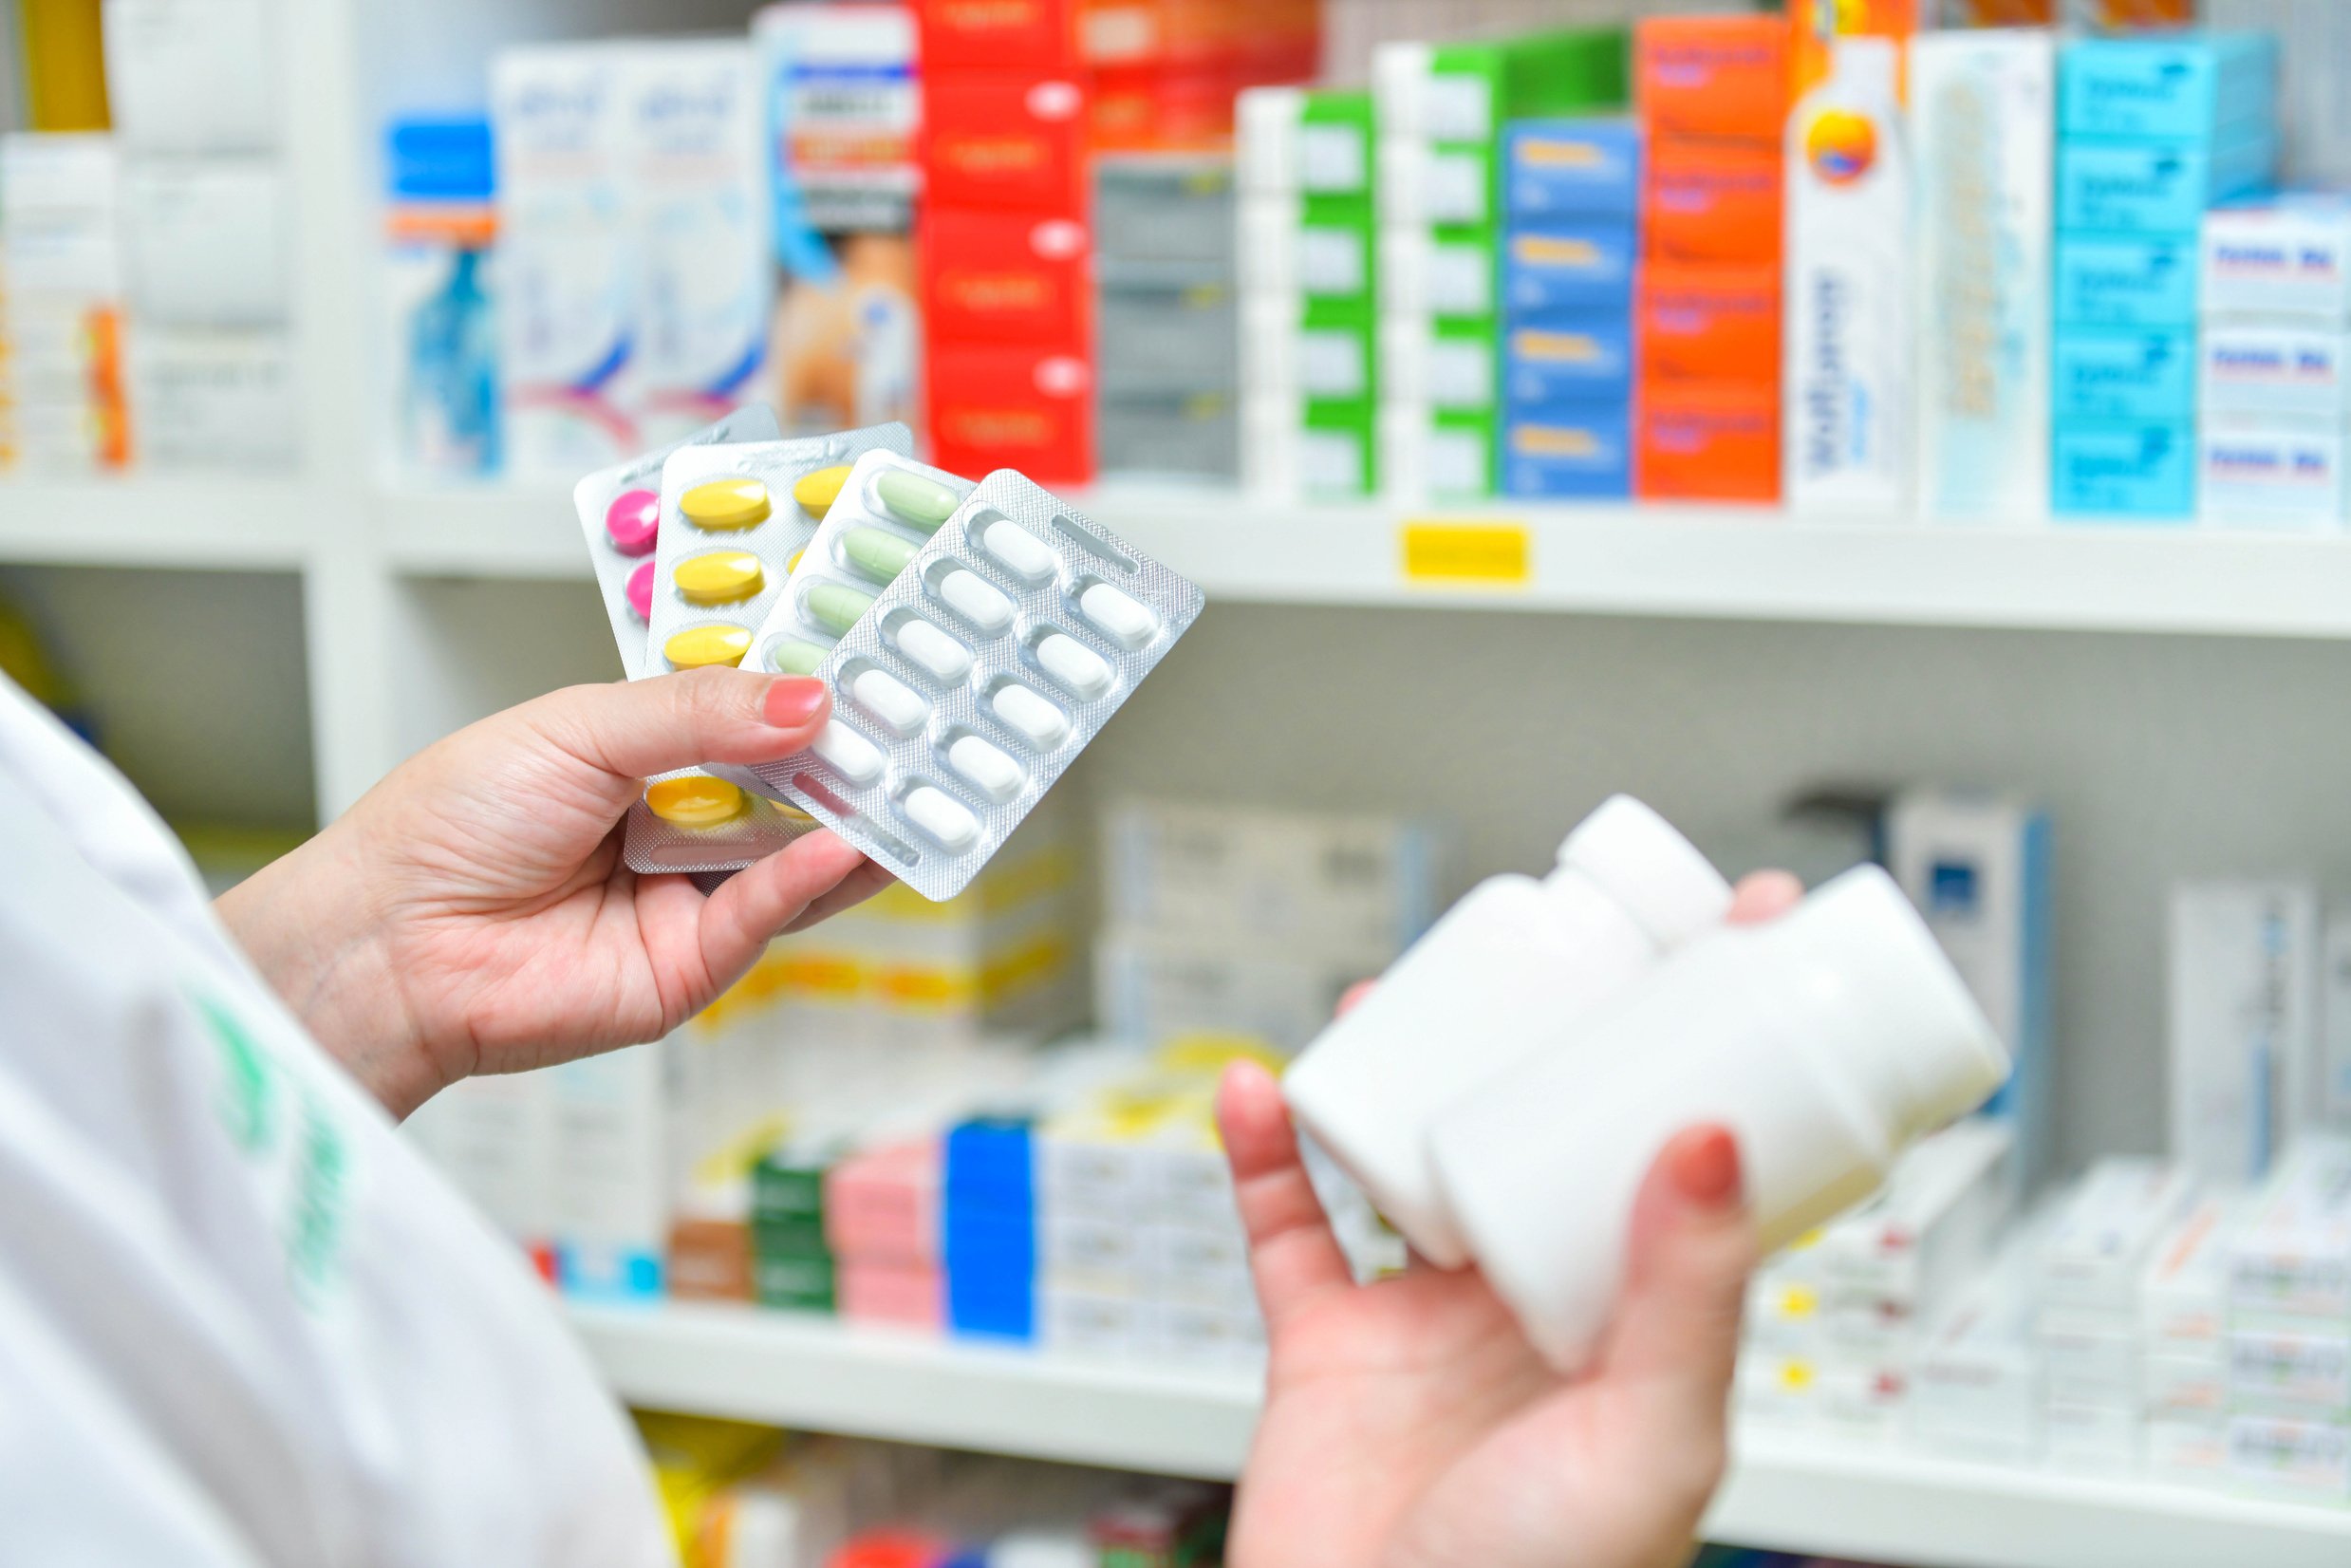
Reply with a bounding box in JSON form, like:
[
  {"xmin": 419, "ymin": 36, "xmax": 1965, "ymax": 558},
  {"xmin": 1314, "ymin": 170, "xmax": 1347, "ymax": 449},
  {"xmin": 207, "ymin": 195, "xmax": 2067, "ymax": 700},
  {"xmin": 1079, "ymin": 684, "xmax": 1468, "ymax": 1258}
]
[
  {"xmin": 921, "ymin": 72, "xmax": 1091, "ymax": 212},
  {"xmin": 923, "ymin": 207, "xmax": 1092, "ymax": 343},
  {"xmin": 917, "ymin": 0, "xmax": 1083, "ymax": 71},
  {"xmin": 927, "ymin": 341, "xmax": 1095, "ymax": 482}
]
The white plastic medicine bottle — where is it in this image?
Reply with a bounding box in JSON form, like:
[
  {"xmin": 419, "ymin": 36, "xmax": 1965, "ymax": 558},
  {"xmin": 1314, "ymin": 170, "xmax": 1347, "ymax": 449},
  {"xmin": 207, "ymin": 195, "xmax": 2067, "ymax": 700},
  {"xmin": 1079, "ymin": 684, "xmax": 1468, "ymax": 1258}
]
[
  {"xmin": 1430, "ymin": 864, "xmax": 2010, "ymax": 1371},
  {"xmin": 1281, "ymin": 795, "xmax": 1733, "ymax": 1267}
]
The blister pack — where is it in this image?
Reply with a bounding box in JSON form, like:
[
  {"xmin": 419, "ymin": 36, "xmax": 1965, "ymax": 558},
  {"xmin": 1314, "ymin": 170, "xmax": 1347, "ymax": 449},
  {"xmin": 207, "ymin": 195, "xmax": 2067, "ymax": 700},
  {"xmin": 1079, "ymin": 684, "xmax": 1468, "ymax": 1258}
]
[
  {"xmin": 629, "ymin": 769, "xmax": 822, "ymax": 876},
  {"xmin": 644, "ymin": 422, "xmax": 916, "ymax": 676},
  {"xmin": 741, "ymin": 470, "xmax": 1205, "ymax": 902},
  {"xmin": 744, "ymin": 450, "xmax": 977, "ymax": 678},
  {"xmin": 573, "ymin": 404, "xmax": 782, "ymax": 679}
]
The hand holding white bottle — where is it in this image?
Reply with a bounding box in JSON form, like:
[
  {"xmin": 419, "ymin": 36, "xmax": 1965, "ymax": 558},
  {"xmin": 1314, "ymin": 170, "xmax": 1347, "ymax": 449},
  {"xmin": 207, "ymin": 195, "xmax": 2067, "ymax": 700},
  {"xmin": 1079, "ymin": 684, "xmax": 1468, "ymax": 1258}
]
[{"xmin": 1281, "ymin": 795, "xmax": 1733, "ymax": 1266}]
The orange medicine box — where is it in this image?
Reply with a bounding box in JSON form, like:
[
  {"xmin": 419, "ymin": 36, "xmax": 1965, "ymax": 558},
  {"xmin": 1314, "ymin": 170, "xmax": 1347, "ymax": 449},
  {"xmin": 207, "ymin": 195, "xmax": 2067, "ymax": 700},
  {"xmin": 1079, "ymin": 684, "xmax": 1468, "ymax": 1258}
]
[
  {"xmin": 1635, "ymin": 383, "xmax": 1781, "ymax": 502},
  {"xmin": 1644, "ymin": 141, "xmax": 1782, "ymax": 267},
  {"xmin": 1635, "ymin": 15, "xmax": 1789, "ymax": 146},
  {"xmin": 922, "ymin": 207, "xmax": 1092, "ymax": 344},
  {"xmin": 921, "ymin": 73, "xmax": 1090, "ymax": 213},
  {"xmin": 1636, "ymin": 264, "xmax": 1781, "ymax": 385}
]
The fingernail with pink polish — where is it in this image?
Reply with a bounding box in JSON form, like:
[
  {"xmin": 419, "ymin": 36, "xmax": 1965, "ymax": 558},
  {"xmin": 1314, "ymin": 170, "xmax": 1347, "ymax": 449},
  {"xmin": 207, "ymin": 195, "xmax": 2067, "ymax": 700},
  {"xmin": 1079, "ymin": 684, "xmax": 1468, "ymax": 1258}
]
[{"xmin": 763, "ymin": 676, "xmax": 827, "ymax": 728}]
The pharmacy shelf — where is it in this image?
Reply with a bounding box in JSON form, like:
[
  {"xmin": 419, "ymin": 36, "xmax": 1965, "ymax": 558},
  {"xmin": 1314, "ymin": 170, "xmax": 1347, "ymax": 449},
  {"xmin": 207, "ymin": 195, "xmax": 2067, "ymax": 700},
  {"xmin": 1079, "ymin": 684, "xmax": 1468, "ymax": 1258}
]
[
  {"xmin": 378, "ymin": 480, "xmax": 2351, "ymax": 641},
  {"xmin": 573, "ymin": 1302, "xmax": 2351, "ymax": 1568},
  {"xmin": 0, "ymin": 480, "xmax": 316, "ymax": 571}
]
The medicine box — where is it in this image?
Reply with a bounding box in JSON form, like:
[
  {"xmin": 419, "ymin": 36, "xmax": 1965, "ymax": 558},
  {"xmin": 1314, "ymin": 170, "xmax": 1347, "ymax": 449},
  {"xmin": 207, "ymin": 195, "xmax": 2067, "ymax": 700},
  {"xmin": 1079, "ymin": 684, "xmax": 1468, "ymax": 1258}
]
[
  {"xmin": 2143, "ymin": 1200, "xmax": 2238, "ymax": 1359},
  {"xmin": 1097, "ymin": 394, "xmax": 1236, "ymax": 483},
  {"xmin": 1643, "ymin": 142, "xmax": 1782, "ymax": 266},
  {"xmin": 1635, "ymin": 383, "xmax": 1780, "ymax": 502},
  {"xmin": 1383, "ymin": 229, "xmax": 1494, "ymax": 318},
  {"xmin": 913, "ymin": 0, "xmax": 1084, "ymax": 72},
  {"xmin": 1378, "ymin": 139, "xmax": 1492, "ymax": 229},
  {"xmin": 1502, "ymin": 404, "xmax": 1632, "ymax": 499},
  {"xmin": 1633, "ymin": 13, "xmax": 1785, "ymax": 146},
  {"xmin": 1239, "ymin": 196, "xmax": 1373, "ymax": 304},
  {"xmin": 1912, "ymin": 1258, "xmax": 2044, "ymax": 1465},
  {"xmin": 2230, "ymin": 1323, "xmax": 2351, "ymax": 1416},
  {"xmin": 1300, "ymin": 397, "xmax": 1377, "ymax": 496},
  {"xmin": 1502, "ymin": 120, "xmax": 1640, "ymax": 221},
  {"xmin": 919, "ymin": 208, "xmax": 1090, "ymax": 345},
  {"xmin": 2056, "ymin": 234, "xmax": 2199, "ymax": 327},
  {"xmin": 2052, "ymin": 327, "xmax": 2197, "ymax": 420},
  {"xmin": 2058, "ymin": 32, "xmax": 2277, "ymax": 141},
  {"xmin": 2198, "ymin": 428, "xmax": 2347, "ymax": 532},
  {"xmin": 2203, "ymin": 197, "xmax": 2351, "ymax": 325},
  {"xmin": 1095, "ymin": 935, "xmax": 1363, "ymax": 1051},
  {"xmin": 2050, "ymin": 421, "xmax": 2195, "ymax": 518},
  {"xmin": 1380, "ymin": 404, "xmax": 1497, "ymax": 500},
  {"xmin": 1094, "ymin": 155, "xmax": 1234, "ymax": 270},
  {"xmin": 921, "ymin": 73, "xmax": 1089, "ymax": 213},
  {"xmin": 1381, "ymin": 315, "xmax": 1494, "ymax": 413},
  {"xmin": 1297, "ymin": 91, "xmax": 1375, "ymax": 198},
  {"xmin": 2200, "ymin": 327, "xmax": 2351, "ymax": 421},
  {"xmin": 925, "ymin": 341, "xmax": 1092, "ymax": 483},
  {"xmin": 2171, "ymin": 883, "xmax": 2322, "ymax": 1185},
  {"xmin": 1636, "ymin": 265, "xmax": 1780, "ymax": 386},
  {"xmin": 1096, "ymin": 266, "xmax": 1236, "ymax": 400},
  {"xmin": 1373, "ymin": 30, "xmax": 1631, "ymax": 146},
  {"xmin": 1810, "ymin": 1120, "xmax": 2013, "ymax": 1313},
  {"xmin": 1502, "ymin": 225, "xmax": 1635, "ymax": 316},
  {"xmin": 2045, "ymin": 1400, "xmax": 2138, "ymax": 1476},
  {"xmin": 2146, "ymin": 1417, "xmax": 2230, "ymax": 1489},
  {"xmin": 546, "ymin": 1047, "xmax": 668, "ymax": 1301},
  {"xmin": 2039, "ymin": 1159, "xmax": 2198, "ymax": 1317},
  {"xmin": 2228, "ymin": 1413, "xmax": 2351, "ymax": 1501},
  {"xmin": 2231, "ymin": 1139, "xmax": 2351, "ymax": 1320},
  {"xmin": 125, "ymin": 328, "xmax": 298, "ymax": 469},
  {"xmin": 2057, "ymin": 131, "xmax": 2281, "ymax": 237},
  {"xmin": 1503, "ymin": 315, "xmax": 1633, "ymax": 405},
  {"xmin": 118, "ymin": 158, "xmax": 290, "ymax": 327},
  {"xmin": 101, "ymin": 0, "xmax": 278, "ymax": 154}
]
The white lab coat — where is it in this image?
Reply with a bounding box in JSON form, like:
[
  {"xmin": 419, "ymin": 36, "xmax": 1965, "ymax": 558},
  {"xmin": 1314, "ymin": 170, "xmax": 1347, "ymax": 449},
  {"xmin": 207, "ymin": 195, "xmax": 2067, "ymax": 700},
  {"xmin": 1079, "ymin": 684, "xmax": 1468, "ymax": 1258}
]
[{"xmin": 0, "ymin": 675, "xmax": 673, "ymax": 1567}]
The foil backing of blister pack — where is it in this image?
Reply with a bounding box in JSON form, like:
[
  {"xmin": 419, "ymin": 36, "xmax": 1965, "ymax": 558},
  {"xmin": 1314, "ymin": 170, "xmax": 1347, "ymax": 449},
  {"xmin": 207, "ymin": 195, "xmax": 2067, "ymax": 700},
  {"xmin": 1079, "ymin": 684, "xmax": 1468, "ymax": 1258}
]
[
  {"xmin": 625, "ymin": 766, "xmax": 823, "ymax": 875},
  {"xmin": 574, "ymin": 404, "xmax": 781, "ymax": 680},
  {"xmin": 744, "ymin": 470, "xmax": 1206, "ymax": 902}
]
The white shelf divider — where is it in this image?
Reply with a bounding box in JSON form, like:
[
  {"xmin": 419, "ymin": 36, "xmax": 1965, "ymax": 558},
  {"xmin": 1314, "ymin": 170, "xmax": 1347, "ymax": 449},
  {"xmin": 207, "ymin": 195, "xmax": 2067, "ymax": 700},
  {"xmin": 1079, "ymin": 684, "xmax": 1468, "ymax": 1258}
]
[
  {"xmin": 0, "ymin": 480, "xmax": 315, "ymax": 571},
  {"xmin": 572, "ymin": 1301, "xmax": 2351, "ymax": 1568}
]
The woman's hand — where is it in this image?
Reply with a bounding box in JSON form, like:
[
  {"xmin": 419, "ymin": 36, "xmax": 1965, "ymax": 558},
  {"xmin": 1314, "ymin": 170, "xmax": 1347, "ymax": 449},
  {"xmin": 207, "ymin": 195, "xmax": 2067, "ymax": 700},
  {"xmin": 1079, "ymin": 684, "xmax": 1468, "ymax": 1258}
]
[
  {"xmin": 1218, "ymin": 871, "xmax": 1803, "ymax": 1568},
  {"xmin": 217, "ymin": 668, "xmax": 892, "ymax": 1119}
]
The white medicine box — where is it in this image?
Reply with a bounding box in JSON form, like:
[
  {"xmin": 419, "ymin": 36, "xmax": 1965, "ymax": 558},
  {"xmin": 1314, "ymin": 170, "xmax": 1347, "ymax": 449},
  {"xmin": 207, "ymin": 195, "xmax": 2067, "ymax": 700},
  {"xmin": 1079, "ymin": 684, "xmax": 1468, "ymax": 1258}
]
[
  {"xmin": 102, "ymin": 0, "xmax": 279, "ymax": 154},
  {"xmin": 120, "ymin": 158, "xmax": 291, "ymax": 327}
]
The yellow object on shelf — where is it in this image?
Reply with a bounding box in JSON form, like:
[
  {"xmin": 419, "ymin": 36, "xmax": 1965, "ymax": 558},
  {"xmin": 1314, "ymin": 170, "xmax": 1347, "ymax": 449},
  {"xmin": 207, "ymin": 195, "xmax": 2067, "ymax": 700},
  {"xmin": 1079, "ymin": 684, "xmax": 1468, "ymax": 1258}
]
[{"xmin": 19, "ymin": 0, "xmax": 110, "ymax": 131}]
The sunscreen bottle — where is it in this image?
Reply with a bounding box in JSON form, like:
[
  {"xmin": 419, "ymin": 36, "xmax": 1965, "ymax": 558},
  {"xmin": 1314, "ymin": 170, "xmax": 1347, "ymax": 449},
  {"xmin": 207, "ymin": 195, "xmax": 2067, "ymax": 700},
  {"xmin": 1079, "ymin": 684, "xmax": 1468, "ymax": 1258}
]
[
  {"xmin": 1431, "ymin": 864, "xmax": 2009, "ymax": 1371},
  {"xmin": 1282, "ymin": 796, "xmax": 1732, "ymax": 1267}
]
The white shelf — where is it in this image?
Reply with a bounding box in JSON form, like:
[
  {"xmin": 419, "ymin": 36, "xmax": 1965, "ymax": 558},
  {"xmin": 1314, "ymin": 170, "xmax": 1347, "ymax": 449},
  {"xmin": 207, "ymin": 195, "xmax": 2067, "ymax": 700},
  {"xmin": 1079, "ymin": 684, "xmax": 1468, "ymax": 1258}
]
[
  {"xmin": 572, "ymin": 1302, "xmax": 2351, "ymax": 1568},
  {"xmin": 0, "ymin": 480, "xmax": 315, "ymax": 571},
  {"xmin": 375, "ymin": 481, "xmax": 2351, "ymax": 641}
]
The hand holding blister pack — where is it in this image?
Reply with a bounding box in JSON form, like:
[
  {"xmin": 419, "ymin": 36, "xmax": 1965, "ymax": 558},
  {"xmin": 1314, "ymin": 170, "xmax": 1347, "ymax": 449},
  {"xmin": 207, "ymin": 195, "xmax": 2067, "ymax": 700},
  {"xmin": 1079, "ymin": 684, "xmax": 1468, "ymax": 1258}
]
[
  {"xmin": 1284, "ymin": 796, "xmax": 2012, "ymax": 1372},
  {"xmin": 742, "ymin": 471, "xmax": 1205, "ymax": 902}
]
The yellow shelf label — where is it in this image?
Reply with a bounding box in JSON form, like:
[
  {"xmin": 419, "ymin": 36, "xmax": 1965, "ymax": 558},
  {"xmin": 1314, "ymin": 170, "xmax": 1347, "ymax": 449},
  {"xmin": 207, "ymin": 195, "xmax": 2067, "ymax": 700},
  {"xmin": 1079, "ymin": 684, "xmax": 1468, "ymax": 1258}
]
[{"xmin": 1400, "ymin": 521, "xmax": 1531, "ymax": 587}]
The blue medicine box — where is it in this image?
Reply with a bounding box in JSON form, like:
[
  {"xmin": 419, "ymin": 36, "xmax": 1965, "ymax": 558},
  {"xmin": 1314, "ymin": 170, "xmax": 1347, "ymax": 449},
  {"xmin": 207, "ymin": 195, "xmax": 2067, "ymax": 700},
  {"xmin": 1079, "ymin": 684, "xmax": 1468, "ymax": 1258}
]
[
  {"xmin": 1502, "ymin": 223, "xmax": 1637, "ymax": 314},
  {"xmin": 1503, "ymin": 119, "xmax": 1641, "ymax": 221},
  {"xmin": 1503, "ymin": 314, "xmax": 1633, "ymax": 403},
  {"xmin": 2052, "ymin": 327, "xmax": 2197, "ymax": 420},
  {"xmin": 2059, "ymin": 32, "xmax": 2278, "ymax": 140},
  {"xmin": 2052, "ymin": 421, "xmax": 2196, "ymax": 518},
  {"xmin": 2058, "ymin": 130, "xmax": 2279, "ymax": 235},
  {"xmin": 2055, "ymin": 235, "xmax": 2198, "ymax": 327},
  {"xmin": 1502, "ymin": 403, "xmax": 1632, "ymax": 498}
]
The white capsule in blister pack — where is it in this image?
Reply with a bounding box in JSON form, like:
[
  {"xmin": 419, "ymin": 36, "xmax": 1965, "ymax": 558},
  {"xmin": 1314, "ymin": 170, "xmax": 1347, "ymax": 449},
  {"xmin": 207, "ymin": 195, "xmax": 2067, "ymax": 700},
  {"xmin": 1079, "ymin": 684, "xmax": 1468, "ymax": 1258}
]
[
  {"xmin": 644, "ymin": 422, "xmax": 914, "ymax": 676},
  {"xmin": 744, "ymin": 450, "xmax": 977, "ymax": 681},
  {"xmin": 745, "ymin": 470, "xmax": 1205, "ymax": 901},
  {"xmin": 572, "ymin": 403, "xmax": 780, "ymax": 679}
]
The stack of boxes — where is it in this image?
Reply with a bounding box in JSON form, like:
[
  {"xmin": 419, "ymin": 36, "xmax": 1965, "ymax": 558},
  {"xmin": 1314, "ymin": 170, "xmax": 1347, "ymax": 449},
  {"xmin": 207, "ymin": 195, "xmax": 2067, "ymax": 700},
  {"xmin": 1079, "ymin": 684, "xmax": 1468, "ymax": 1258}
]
[
  {"xmin": 1237, "ymin": 87, "xmax": 1379, "ymax": 498},
  {"xmin": 1912, "ymin": 1223, "xmax": 2047, "ymax": 1465},
  {"xmin": 0, "ymin": 133, "xmax": 130, "ymax": 472},
  {"xmin": 1092, "ymin": 799, "xmax": 1448, "ymax": 1054},
  {"xmin": 1496, "ymin": 119, "xmax": 1640, "ymax": 499},
  {"xmin": 2033, "ymin": 1160, "xmax": 2197, "ymax": 1473},
  {"xmin": 2051, "ymin": 32, "xmax": 2280, "ymax": 520},
  {"xmin": 103, "ymin": 0, "xmax": 297, "ymax": 472},
  {"xmin": 1630, "ymin": 15, "xmax": 1785, "ymax": 504},
  {"xmin": 1373, "ymin": 29, "xmax": 1629, "ymax": 501},
  {"xmin": 1093, "ymin": 154, "xmax": 1240, "ymax": 483},
  {"xmin": 943, "ymin": 1114, "xmax": 1041, "ymax": 1342},
  {"xmin": 918, "ymin": 0, "xmax": 1316, "ymax": 484},
  {"xmin": 828, "ymin": 1136, "xmax": 945, "ymax": 1331},
  {"xmin": 1740, "ymin": 1122, "xmax": 2012, "ymax": 1442},
  {"xmin": 2198, "ymin": 194, "xmax": 2351, "ymax": 530},
  {"xmin": 2140, "ymin": 1197, "xmax": 2237, "ymax": 1487},
  {"xmin": 2223, "ymin": 1138, "xmax": 2351, "ymax": 1501}
]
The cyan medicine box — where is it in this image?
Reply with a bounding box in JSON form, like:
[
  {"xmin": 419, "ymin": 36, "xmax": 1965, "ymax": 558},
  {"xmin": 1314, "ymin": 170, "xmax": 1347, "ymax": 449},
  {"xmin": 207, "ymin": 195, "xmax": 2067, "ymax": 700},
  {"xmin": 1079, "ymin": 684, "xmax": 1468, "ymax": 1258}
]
[
  {"xmin": 1503, "ymin": 314, "xmax": 1633, "ymax": 404},
  {"xmin": 2058, "ymin": 32, "xmax": 2277, "ymax": 140},
  {"xmin": 2052, "ymin": 327, "xmax": 2198, "ymax": 420},
  {"xmin": 2058, "ymin": 130, "xmax": 2279, "ymax": 236},
  {"xmin": 2052, "ymin": 421, "xmax": 2195, "ymax": 518},
  {"xmin": 1503, "ymin": 223, "xmax": 1637, "ymax": 314},
  {"xmin": 2055, "ymin": 234, "xmax": 2198, "ymax": 327}
]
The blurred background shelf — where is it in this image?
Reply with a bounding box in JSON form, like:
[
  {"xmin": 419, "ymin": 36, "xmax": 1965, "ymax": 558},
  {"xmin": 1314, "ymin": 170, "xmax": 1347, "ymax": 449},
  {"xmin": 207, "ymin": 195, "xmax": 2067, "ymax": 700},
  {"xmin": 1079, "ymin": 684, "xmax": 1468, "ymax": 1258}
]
[
  {"xmin": 380, "ymin": 480, "xmax": 2351, "ymax": 640},
  {"xmin": 0, "ymin": 479, "xmax": 315, "ymax": 569},
  {"xmin": 572, "ymin": 1301, "xmax": 2351, "ymax": 1568}
]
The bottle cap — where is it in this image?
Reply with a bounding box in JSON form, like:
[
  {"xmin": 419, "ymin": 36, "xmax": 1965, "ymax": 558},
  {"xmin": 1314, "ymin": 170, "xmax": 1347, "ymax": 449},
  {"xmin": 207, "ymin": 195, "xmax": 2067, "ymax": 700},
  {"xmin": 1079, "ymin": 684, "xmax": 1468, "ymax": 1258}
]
[
  {"xmin": 1556, "ymin": 794, "xmax": 1734, "ymax": 948},
  {"xmin": 1771, "ymin": 866, "xmax": 2010, "ymax": 1141}
]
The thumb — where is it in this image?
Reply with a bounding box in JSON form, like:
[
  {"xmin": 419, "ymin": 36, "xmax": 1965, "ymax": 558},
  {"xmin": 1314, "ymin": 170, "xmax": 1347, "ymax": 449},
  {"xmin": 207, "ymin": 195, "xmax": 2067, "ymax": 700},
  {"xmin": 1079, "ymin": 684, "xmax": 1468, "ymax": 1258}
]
[
  {"xmin": 523, "ymin": 667, "xmax": 832, "ymax": 782},
  {"xmin": 1594, "ymin": 1125, "xmax": 1757, "ymax": 1422}
]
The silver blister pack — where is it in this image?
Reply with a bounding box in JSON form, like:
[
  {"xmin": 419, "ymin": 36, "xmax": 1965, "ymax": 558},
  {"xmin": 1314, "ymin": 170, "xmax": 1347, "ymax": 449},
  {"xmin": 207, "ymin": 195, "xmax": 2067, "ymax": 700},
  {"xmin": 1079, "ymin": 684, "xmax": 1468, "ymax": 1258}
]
[
  {"xmin": 743, "ymin": 469, "xmax": 1206, "ymax": 902},
  {"xmin": 625, "ymin": 768, "xmax": 823, "ymax": 875},
  {"xmin": 743, "ymin": 450, "xmax": 977, "ymax": 678},
  {"xmin": 644, "ymin": 422, "xmax": 914, "ymax": 677},
  {"xmin": 573, "ymin": 403, "xmax": 780, "ymax": 680}
]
